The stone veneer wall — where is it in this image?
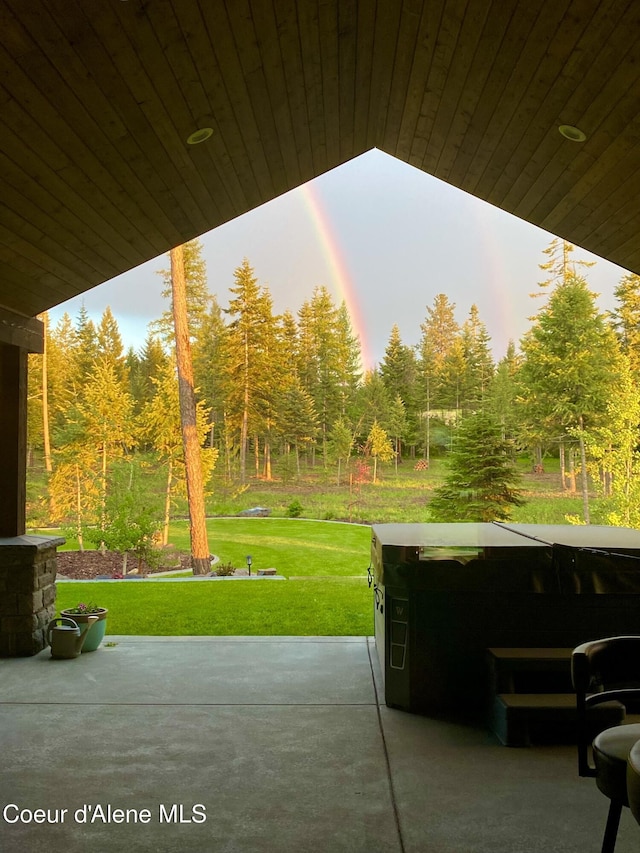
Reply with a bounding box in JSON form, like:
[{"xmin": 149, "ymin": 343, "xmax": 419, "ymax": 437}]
[{"xmin": 0, "ymin": 536, "xmax": 64, "ymax": 656}]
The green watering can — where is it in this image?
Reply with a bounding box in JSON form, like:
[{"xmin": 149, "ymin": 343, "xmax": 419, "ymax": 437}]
[{"xmin": 47, "ymin": 616, "xmax": 99, "ymax": 659}]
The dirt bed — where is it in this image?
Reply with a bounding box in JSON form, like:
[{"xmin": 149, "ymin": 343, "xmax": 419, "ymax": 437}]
[{"xmin": 56, "ymin": 550, "xmax": 192, "ymax": 580}]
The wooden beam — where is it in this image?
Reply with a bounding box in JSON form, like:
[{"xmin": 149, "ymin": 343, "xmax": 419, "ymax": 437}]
[
  {"xmin": 0, "ymin": 306, "xmax": 43, "ymax": 353},
  {"xmin": 0, "ymin": 343, "xmax": 27, "ymax": 537}
]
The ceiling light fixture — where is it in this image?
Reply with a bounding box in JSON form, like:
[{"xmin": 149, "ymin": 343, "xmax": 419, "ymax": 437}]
[
  {"xmin": 558, "ymin": 124, "xmax": 587, "ymax": 143},
  {"xmin": 186, "ymin": 127, "xmax": 214, "ymax": 145}
]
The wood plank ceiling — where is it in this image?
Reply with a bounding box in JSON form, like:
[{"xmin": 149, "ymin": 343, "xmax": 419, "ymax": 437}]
[{"xmin": 1, "ymin": 0, "xmax": 640, "ymax": 320}]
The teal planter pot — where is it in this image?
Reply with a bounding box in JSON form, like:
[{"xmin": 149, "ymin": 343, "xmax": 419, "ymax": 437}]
[{"xmin": 60, "ymin": 608, "xmax": 108, "ymax": 652}]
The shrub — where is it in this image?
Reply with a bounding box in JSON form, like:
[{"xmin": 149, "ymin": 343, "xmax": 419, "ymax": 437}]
[
  {"xmin": 286, "ymin": 499, "xmax": 303, "ymax": 518},
  {"xmin": 215, "ymin": 561, "xmax": 236, "ymax": 577}
]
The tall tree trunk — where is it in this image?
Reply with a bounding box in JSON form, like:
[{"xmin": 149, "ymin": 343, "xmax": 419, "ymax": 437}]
[
  {"xmin": 171, "ymin": 244, "xmax": 210, "ymax": 575},
  {"xmin": 239, "ymin": 334, "xmax": 249, "ymax": 483},
  {"xmin": 162, "ymin": 458, "xmax": 173, "ymax": 546},
  {"xmin": 559, "ymin": 442, "xmax": 566, "ymax": 490},
  {"xmin": 568, "ymin": 447, "xmax": 576, "ymax": 493},
  {"xmin": 578, "ymin": 416, "xmax": 590, "ymax": 524},
  {"xmin": 74, "ymin": 463, "xmax": 84, "ymax": 552},
  {"xmin": 263, "ymin": 440, "xmax": 271, "ymax": 481},
  {"xmin": 41, "ymin": 312, "xmax": 52, "ymax": 473},
  {"xmin": 99, "ymin": 441, "xmax": 107, "ymax": 553}
]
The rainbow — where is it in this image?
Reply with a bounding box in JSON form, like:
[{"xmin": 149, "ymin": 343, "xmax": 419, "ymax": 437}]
[{"xmin": 300, "ymin": 182, "xmax": 373, "ymax": 370}]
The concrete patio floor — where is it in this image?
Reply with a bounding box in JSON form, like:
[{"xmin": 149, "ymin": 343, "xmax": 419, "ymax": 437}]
[{"xmin": 1, "ymin": 636, "xmax": 638, "ymax": 853}]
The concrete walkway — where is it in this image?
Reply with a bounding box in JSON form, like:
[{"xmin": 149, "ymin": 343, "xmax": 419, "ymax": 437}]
[{"xmin": 0, "ymin": 636, "xmax": 638, "ymax": 853}]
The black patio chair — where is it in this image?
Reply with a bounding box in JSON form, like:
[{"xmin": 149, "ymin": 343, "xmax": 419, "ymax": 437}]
[
  {"xmin": 571, "ymin": 637, "xmax": 640, "ymax": 853},
  {"xmin": 627, "ymin": 739, "xmax": 640, "ymax": 829}
]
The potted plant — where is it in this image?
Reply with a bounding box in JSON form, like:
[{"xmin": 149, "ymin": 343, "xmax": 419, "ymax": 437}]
[{"xmin": 60, "ymin": 602, "xmax": 108, "ymax": 652}]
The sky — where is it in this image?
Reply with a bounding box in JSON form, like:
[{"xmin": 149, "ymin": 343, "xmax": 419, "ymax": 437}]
[{"xmin": 49, "ymin": 149, "xmax": 630, "ymax": 370}]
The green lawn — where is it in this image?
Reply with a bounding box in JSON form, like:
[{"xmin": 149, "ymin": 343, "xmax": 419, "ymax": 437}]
[
  {"xmin": 35, "ymin": 518, "xmax": 372, "ymax": 575},
  {"xmin": 172, "ymin": 518, "xmax": 371, "ymax": 577},
  {"xmin": 55, "ymin": 578, "xmax": 373, "ymax": 636},
  {"xmin": 54, "ymin": 518, "xmax": 374, "ymax": 636}
]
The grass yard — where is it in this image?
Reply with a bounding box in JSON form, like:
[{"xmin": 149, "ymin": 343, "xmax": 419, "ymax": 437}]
[
  {"xmin": 55, "ymin": 578, "xmax": 372, "ymax": 636},
  {"xmin": 171, "ymin": 518, "xmax": 371, "ymax": 577},
  {"xmin": 54, "ymin": 518, "xmax": 374, "ymax": 636}
]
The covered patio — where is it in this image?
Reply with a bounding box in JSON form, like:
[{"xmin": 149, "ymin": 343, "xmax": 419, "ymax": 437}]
[
  {"xmin": 1, "ymin": 635, "xmax": 637, "ymax": 852},
  {"xmin": 3, "ymin": 3, "xmax": 640, "ymax": 850}
]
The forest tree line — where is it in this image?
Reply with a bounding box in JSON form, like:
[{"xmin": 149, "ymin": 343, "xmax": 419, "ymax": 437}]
[{"xmin": 27, "ymin": 238, "xmax": 640, "ymax": 537}]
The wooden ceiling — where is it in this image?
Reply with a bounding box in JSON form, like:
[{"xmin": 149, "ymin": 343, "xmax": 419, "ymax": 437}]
[{"xmin": 2, "ymin": 0, "xmax": 640, "ymax": 322}]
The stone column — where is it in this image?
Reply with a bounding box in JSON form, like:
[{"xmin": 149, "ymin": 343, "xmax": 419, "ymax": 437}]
[{"xmin": 0, "ymin": 535, "xmax": 64, "ymax": 656}]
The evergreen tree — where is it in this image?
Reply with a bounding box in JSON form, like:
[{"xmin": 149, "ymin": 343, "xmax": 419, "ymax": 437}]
[
  {"xmin": 537, "ymin": 238, "xmax": 595, "ymax": 292},
  {"xmin": 487, "ymin": 341, "xmax": 520, "ymax": 442},
  {"xmin": 327, "ymin": 417, "xmax": 354, "ymax": 485},
  {"xmin": 429, "ymin": 412, "xmax": 524, "ymax": 522},
  {"xmin": 80, "ymin": 359, "xmax": 135, "ymax": 546},
  {"xmin": 47, "ymin": 313, "xmax": 79, "ymax": 436},
  {"xmin": 334, "ymin": 301, "xmax": 363, "ymax": 414},
  {"xmin": 438, "ymin": 335, "xmax": 466, "ymax": 415},
  {"xmin": 586, "ymin": 350, "xmax": 640, "ymax": 525},
  {"xmin": 73, "ymin": 304, "xmax": 99, "ymax": 387},
  {"xmin": 96, "ymin": 306, "xmax": 127, "ymax": 382},
  {"xmin": 460, "ymin": 304, "xmax": 494, "ymax": 412},
  {"xmin": 380, "ymin": 324, "xmax": 418, "ymax": 452},
  {"xmin": 192, "ymin": 296, "xmax": 228, "ymax": 448},
  {"xmin": 612, "ymin": 273, "xmax": 640, "ymax": 381},
  {"xmin": 518, "ymin": 274, "xmax": 622, "ymax": 523},
  {"xmin": 153, "ymin": 238, "xmax": 212, "ymax": 344},
  {"xmin": 387, "ymin": 394, "xmax": 407, "ymax": 472},
  {"xmin": 224, "ymin": 259, "xmax": 278, "ymax": 482},
  {"xmin": 355, "ymin": 370, "xmax": 391, "ymax": 441},
  {"xmin": 297, "ymin": 287, "xmax": 361, "ymax": 462},
  {"xmin": 277, "ymin": 377, "xmax": 319, "ymax": 478},
  {"xmin": 418, "ymin": 294, "xmax": 460, "ymax": 459},
  {"xmin": 139, "ymin": 358, "xmax": 217, "ymax": 546}
]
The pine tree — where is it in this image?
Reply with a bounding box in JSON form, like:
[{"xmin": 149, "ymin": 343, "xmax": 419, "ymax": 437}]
[
  {"xmin": 327, "ymin": 417, "xmax": 354, "ymax": 485},
  {"xmin": 224, "ymin": 259, "xmax": 277, "ymax": 483},
  {"xmin": 154, "ymin": 238, "xmax": 211, "ymax": 344},
  {"xmin": 73, "ymin": 304, "xmax": 99, "ymax": 386},
  {"xmin": 612, "ymin": 273, "xmax": 640, "ymax": 381},
  {"xmin": 47, "ymin": 313, "xmax": 79, "ymax": 437},
  {"xmin": 518, "ymin": 274, "xmax": 622, "ymax": 523},
  {"xmin": 277, "ymin": 377, "xmax": 319, "ymax": 478},
  {"xmin": 96, "ymin": 306, "xmax": 127, "ymax": 382},
  {"xmin": 355, "ymin": 370, "xmax": 391, "ymax": 441},
  {"xmin": 486, "ymin": 341, "xmax": 520, "ymax": 442},
  {"xmin": 140, "ymin": 358, "xmax": 217, "ymax": 546},
  {"xmin": 439, "ymin": 335, "xmax": 466, "ymax": 415},
  {"xmin": 297, "ymin": 287, "xmax": 360, "ymax": 463},
  {"xmin": 418, "ymin": 294, "xmax": 460, "ymax": 459},
  {"xmin": 429, "ymin": 412, "xmax": 524, "ymax": 522},
  {"xmin": 380, "ymin": 325, "xmax": 418, "ymax": 454},
  {"xmin": 586, "ymin": 350, "xmax": 640, "ymax": 524},
  {"xmin": 80, "ymin": 359, "xmax": 135, "ymax": 547},
  {"xmin": 460, "ymin": 304, "xmax": 494, "ymax": 412},
  {"xmin": 192, "ymin": 296, "xmax": 228, "ymax": 449},
  {"xmin": 387, "ymin": 394, "xmax": 407, "ymax": 473}
]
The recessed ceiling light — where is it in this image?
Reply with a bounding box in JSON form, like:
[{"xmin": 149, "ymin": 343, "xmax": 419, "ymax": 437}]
[
  {"xmin": 187, "ymin": 127, "xmax": 214, "ymax": 145},
  {"xmin": 558, "ymin": 125, "xmax": 587, "ymax": 143}
]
